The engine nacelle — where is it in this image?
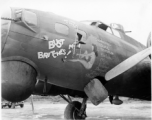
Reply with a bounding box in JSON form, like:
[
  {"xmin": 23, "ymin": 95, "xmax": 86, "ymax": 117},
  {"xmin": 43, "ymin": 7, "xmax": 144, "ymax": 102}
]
[{"xmin": 2, "ymin": 61, "xmax": 37, "ymax": 102}]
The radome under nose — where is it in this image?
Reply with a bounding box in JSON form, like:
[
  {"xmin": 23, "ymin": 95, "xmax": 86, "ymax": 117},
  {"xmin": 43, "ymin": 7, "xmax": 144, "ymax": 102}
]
[{"xmin": 1, "ymin": 7, "xmax": 11, "ymax": 52}]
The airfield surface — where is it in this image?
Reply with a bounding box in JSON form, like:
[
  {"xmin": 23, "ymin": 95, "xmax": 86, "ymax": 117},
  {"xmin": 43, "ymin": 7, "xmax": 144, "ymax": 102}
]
[{"xmin": 2, "ymin": 99, "xmax": 151, "ymax": 120}]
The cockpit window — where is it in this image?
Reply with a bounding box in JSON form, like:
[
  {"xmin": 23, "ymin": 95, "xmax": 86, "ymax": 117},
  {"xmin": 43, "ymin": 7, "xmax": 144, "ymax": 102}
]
[
  {"xmin": 106, "ymin": 27, "xmax": 113, "ymax": 34},
  {"xmin": 98, "ymin": 24, "xmax": 108, "ymax": 31},
  {"xmin": 15, "ymin": 9, "xmax": 22, "ymax": 21},
  {"xmin": 112, "ymin": 28, "xmax": 121, "ymax": 38},
  {"xmin": 24, "ymin": 11, "xmax": 37, "ymax": 26},
  {"xmin": 98, "ymin": 23, "xmax": 113, "ymax": 34},
  {"xmin": 77, "ymin": 29, "xmax": 86, "ymax": 40},
  {"xmin": 91, "ymin": 22, "xmax": 121, "ymax": 37},
  {"xmin": 55, "ymin": 23, "xmax": 69, "ymax": 35}
]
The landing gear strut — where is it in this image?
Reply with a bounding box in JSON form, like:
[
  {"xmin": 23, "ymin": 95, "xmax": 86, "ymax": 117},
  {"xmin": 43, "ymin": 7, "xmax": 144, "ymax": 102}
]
[{"xmin": 60, "ymin": 95, "xmax": 87, "ymax": 120}]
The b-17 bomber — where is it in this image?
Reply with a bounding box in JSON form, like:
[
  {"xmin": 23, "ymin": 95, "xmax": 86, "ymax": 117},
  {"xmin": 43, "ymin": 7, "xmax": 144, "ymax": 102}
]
[{"xmin": 1, "ymin": 7, "xmax": 151, "ymax": 120}]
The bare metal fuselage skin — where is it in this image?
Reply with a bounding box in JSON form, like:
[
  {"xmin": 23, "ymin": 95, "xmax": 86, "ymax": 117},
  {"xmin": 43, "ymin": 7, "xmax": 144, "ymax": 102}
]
[{"xmin": 2, "ymin": 8, "xmax": 151, "ymax": 100}]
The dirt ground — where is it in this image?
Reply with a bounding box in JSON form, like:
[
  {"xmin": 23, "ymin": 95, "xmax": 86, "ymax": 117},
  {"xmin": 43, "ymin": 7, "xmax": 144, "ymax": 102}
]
[{"xmin": 1, "ymin": 99, "xmax": 151, "ymax": 120}]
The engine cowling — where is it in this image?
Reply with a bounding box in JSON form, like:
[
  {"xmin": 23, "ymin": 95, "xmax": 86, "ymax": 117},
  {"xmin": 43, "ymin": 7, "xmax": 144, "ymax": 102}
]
[{"xmin": 2, "ymin": 61, "xmax": 37, "ymax": 102}]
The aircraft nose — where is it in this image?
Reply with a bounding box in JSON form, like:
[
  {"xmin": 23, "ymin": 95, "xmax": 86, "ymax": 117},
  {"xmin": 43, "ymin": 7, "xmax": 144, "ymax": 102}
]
[{"xmin": 1, "ymin": 7, "xmax": 11, "ymax": 52}]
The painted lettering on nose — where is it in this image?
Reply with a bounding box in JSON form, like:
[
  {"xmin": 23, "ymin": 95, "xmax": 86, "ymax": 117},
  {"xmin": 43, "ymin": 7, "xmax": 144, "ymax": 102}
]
[{"xmin": 48, "ymin": 39, "xmax": 65, "ymax": 49}]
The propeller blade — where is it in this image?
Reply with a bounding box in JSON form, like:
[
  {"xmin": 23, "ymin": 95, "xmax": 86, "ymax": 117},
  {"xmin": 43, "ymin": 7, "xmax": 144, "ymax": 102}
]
[
  {"xmin": 105, "ymin": 47, "xmax": 151, "ymax": 81},
  {"xmin": 31, "ymin": 95, "xmax": 34, "ymax": 114},
  {"xmin": 147, "ymin": 32, "xmax": 151, "ymax": 47}
]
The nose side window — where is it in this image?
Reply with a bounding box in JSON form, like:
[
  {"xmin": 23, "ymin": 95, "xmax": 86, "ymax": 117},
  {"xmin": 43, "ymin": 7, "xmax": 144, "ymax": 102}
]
[
  {"xmin": 77, "ymin": 29, "xmax": 87, "ymax": 43},
  {"xmin": 24, "ymin": 11, "xmax": 37, "ymax": 26},
  {"xmin": 55, "ymin": 23, "xmax": 69, "ymax": 35}
]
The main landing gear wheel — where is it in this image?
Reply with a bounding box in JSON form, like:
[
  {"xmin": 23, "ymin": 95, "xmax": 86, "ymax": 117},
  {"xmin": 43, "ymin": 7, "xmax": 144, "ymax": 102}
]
[{"xmin": 64, "ymin": 101, "xmax": 87, "ymax": 120}]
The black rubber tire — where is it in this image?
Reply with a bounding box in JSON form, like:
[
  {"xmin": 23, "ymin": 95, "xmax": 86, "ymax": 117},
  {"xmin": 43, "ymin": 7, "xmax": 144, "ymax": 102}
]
[
  {"xmin": 11, "ymin": 103, "xmax": 15, "ymax": 109},
  {"xmin": 64, "ymin": 101, "xmax": 86, "ymax": 120}
]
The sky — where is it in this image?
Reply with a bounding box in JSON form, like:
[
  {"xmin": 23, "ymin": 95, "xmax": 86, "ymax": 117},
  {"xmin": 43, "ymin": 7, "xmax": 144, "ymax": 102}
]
[{"xmin": 1, "ymin": 0, "xmax": 152, "ymax": 46}]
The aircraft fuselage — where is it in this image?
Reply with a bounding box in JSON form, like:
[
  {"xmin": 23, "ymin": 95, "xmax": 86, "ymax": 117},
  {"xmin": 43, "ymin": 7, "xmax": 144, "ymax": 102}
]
[{"xmin": 1, "ymin": 7, "xmax": 151, "ymax": 101}]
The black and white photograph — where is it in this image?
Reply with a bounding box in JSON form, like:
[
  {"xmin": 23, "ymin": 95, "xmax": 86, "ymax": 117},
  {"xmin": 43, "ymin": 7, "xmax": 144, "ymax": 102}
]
[{"xmin": 1, "ymin": 0, "xmax": 151, "ymax": 120}]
